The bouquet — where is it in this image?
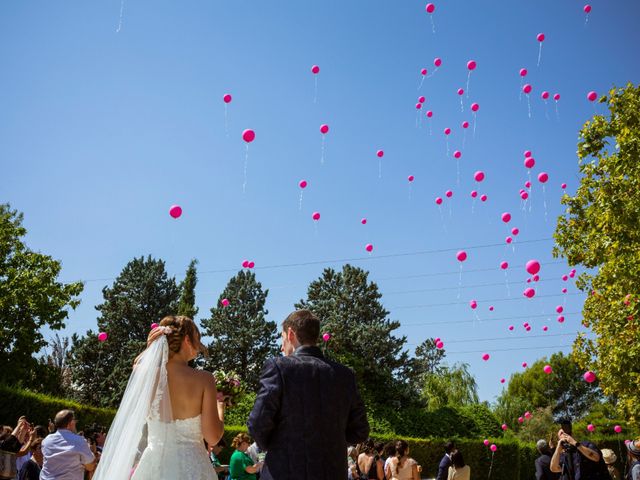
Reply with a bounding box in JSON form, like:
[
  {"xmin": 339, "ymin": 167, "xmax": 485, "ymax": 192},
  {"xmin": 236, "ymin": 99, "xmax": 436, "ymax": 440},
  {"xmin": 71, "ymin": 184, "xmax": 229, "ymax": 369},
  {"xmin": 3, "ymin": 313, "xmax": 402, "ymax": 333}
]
[{"xmin": 212, "ymin": 370, "xmax": 244, "ymax": 407}]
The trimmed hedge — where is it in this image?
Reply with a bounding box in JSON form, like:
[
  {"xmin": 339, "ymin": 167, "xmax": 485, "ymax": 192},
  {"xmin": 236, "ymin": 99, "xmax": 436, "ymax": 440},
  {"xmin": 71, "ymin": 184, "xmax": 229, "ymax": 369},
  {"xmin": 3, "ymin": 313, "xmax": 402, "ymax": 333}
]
[{"xmin": 0, "ymin": 384, "xmax": 115, "ymax": 429}]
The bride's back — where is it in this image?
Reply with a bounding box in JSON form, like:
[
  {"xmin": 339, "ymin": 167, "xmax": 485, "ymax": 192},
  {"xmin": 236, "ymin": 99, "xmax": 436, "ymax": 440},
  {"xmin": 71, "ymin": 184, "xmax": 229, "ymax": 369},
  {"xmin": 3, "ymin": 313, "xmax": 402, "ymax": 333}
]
[{"xmin": 166, "ymin": 362, "xmax": 207, "ymax": 420}]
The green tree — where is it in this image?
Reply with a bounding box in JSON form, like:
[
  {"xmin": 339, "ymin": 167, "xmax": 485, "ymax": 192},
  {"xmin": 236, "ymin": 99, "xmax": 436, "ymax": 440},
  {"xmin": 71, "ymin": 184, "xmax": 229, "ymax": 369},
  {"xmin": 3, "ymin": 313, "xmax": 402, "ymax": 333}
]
[
  {"xmin": 407, "ymin": 338, "xmax": 446, "ymax": 393},
  {"xmin": 177, "ymin": 259, "xmax": 199, "ymax": 319},
  {"xmin": 0, "ymin": 204, "xmax": 83, "ymax": 388},
  {"xmin": 515, "ymin": 406, "xmax": 556, "ymax": 443},
  {"xmin": 35, "ymin": 334, "xmax": 72, "ymax": 397},
  {"xmin": 422, "ymin": 363, "xmax": 479, "ymax": 411},
  {"xmin": 200, "ymin": 270, "xmax": 278, "ymax": 391},
  {"xmin": 497, "ymin": 352, "xmax": 601, "ymax": 421},
  {"xmin": 68, "ymin": 256, "xmax": 180, "ymax": 407},
  {"xmin": 295, "ymin": 264, "xmax": 408, "ymax": 404},
  {"xmin": 553, "ymin": 83, "xmax": 640, "ymax": 424}
]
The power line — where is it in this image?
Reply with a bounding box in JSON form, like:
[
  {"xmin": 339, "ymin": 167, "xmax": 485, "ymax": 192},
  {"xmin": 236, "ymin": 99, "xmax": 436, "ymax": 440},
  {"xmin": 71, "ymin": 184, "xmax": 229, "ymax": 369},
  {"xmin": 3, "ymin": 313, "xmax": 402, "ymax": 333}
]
[
  {"xmin": 436, "ymin": 332, "xmax": 578, "ymax": 344},
  {"xmin": 384, "ymin": 277, "xmax": 565, "ymax": 295},
  {"xmin": 444, "ymin": 344, "xmax": 574, "ymax": 355},
  {"xmin": 391, "ymin": 292, "xmax": 583, "ymax": 310},
  {"xmin": 402, "ymin": 311, "xmax": 581, "ymax": 326}
]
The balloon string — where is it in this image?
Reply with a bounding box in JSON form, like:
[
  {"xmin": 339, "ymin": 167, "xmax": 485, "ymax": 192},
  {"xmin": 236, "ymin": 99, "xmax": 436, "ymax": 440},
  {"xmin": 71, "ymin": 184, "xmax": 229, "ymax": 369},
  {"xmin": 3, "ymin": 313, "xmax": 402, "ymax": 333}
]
[
  {"xmin": 446, "ymin": 138, "xmax": 450, "ymax": 157},
  {"xmin": 299, "ymin": 191, "xmax": 304, "ymax": 211},
  {"xmin": 543, "ymin": 185, "xmax": 548, "ymax": 223},
  {"xmin": 430, "ymin": 16, "xmax": 435, "ymax": 34},
  {"xmin": 457, "ymin": 265, "xmax": 463, "ymax": 299},
  {"xmin": 427, "ymin": 67, "xmax": 438, "ymax": 79},
  {"xmin": 488, "ymin": 451, "xmax": 495, "ymax": 479},
  {"xmin": 428, "ymin": 119, "xmax": 432, "ymax": 136},
  {"xmin": 378, "ymin": 158, "xmax": 382, "ymax": 179},
  {"xmin": 519, "ymin": 77, "xmax": 523, "ymax": 101},
  {"xmin": 448, "ymin": 201, "xmax": 452, "ymax": 219},
  {"xmin": 460, "ymin": 96, "xmax": 464, "ymax": 112},
  {"xmin": 313, "ymin": 76, "xmax": 318, "ymax": 104},
  {"xmin": 544, "ymin": 101, "xmax": 550, "ymax": 121},
  {"xmin": 415, "ymin": 111, "xmax": 419, "ymax": 129},
  {"xmin": 527, "ymin": 95, "xmax": 532, "ymax": 119},
  {"xmin": 537, "ymin": 43, "xmax": 542, "ymax": 67},
  {"xmin": 438, "ymin": 206, "xmax": 447, "ymax": 233},
  {"xmin": 504, "ymin": 271, "xmax": 511, "ymax": 297},
  {"xmin": 473, "ymin": 113, "xmax": 477, "ymax": 138},
  {"xmin": 463, "ymin": 130, "xmax": 467, "ymax": 149},
  {"xmin": 555, "ymin": 102, "xmax": 560, "ymax": 121},
  {"xmin": 466, "ymin": 71, "xmax": 471, "ymax": 98},
  {"xmin": 473, "ymin": 310, "xmax": 481, "ymax": 326},
  {"xmin": 584, "ymin": 13, "xmax": 589, "ymax": 26},
  {"xmin": 116, "ymin": 0, "xmax": 125, "ymax": 32},
  {"xmin": 224, "ymin": 104, "xmax": 229, "ymax": 137},
  {"xmin": 471, "ymin": 198, "xmax": 476, "ymax": 214},
  {"xmin": 456, "ymin": 158, "xmax": 460, "ymax": 187},
  {"xmin": 320, "ymin": 135, "xmax": 325, "ymax": 165},
  {"xmin": 418, "ymin": 75, "xmax": 425, "ymax": 90},
  {"xmin": 242, "ymin": 144, "xmax": 249, "ymax": 193}
]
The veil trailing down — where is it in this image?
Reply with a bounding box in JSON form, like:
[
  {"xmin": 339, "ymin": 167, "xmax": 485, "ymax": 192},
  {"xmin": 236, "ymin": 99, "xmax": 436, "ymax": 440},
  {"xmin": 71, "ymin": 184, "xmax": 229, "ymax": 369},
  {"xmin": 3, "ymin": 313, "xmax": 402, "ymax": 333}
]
[{"xmin": 93, "ymin": 334, "xmax": 216, "ymax": 480}]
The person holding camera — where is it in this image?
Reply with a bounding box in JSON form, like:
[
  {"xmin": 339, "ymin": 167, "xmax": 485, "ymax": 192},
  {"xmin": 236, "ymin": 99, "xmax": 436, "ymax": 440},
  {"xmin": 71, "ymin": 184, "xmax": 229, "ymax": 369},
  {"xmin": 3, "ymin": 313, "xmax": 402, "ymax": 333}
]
[{"xmin": 550, "ymin": 419, "xmax": 607, "ymax": 480}]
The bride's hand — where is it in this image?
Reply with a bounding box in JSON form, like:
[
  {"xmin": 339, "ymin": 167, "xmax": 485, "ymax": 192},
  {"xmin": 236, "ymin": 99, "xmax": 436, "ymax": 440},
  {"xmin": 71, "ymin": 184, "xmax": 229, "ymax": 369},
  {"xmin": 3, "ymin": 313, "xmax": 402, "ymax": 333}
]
[{"xmin": 147, "ymin": 327, "xmax": 167, "ymax": 348}]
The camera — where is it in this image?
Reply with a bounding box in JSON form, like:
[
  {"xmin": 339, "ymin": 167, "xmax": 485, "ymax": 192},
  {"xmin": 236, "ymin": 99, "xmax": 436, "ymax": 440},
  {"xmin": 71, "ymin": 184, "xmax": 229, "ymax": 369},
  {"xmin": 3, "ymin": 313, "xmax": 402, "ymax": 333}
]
[{"xmin": 560, "ymin": 440, "xmax": 577, "ymax": 453}]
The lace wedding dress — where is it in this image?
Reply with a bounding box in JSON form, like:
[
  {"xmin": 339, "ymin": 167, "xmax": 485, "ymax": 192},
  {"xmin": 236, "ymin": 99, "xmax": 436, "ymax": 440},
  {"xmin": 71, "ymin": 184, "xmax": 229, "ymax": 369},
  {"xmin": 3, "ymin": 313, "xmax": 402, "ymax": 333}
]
[{"xmin": 93, "ymin": 337, "xmax": 216, "ymax": 480}]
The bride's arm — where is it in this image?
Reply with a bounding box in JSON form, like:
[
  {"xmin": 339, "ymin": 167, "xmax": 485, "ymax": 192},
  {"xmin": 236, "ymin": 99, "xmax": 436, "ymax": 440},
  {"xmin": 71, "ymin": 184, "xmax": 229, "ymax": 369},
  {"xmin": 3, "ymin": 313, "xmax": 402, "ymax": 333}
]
[
  {"xmin": 201, "ymin": 372, "xmax": 225, "ymax": 446},
  {"xmin": 133, "ymin": 328, "xmax": 167, "ymax": 367}
]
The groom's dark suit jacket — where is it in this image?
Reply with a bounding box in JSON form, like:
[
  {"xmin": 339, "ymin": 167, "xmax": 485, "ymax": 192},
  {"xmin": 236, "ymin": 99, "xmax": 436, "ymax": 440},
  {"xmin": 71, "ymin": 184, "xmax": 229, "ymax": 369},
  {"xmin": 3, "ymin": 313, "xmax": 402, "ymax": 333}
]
[{"xmin": 248, "ymin": 345, "xmax": 370, "ymax": 480}]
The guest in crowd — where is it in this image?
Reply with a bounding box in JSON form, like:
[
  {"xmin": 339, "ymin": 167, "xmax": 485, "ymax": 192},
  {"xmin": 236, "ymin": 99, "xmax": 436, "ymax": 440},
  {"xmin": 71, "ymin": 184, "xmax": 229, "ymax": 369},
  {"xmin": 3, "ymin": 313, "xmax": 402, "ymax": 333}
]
[
  {"xmin": 357, "ymin": 439, "xmax": 384, "ymax": 480},
  {"xmin": 600, "ymin": 449, "xmax": 620, "ymax": 480},
  {"xmin": 347, "ymin": 446, "xmax": 358, "ymax": 480},
  {"xmin": 535, "ymin": 439, "xmax": 560, "ymax": 480},
  {"xmin": 17, "ymin": 438, "xmax": 43, "ymax": 480},
  {"xmin": 387, "ymin": 440, "xmax": 420, "ymax": 480},
  {"xmin": 0, "ymin": 418, "xmax": 30, "ymax": 479},
  {"xmin": 447, "ymin": 450, "xmax": 470, "ymax": 480},
  {"xmin": 229, "ymin": 433, "xmax": 263, "ymax": 480},
  {"xmin": 627, "ymin": 439, "xmax": 640, "ymax": 480},
  {"xmin": 40, "ymin": 410, "xmax": 96, "ymax": 480},
  {"xmin": 550, "ymin": 418, "xmax": 604, "ymax": 480},
  {"xmin": 208, "ymin": 438, "xmax": 229, "ymax": 478},
  {"xmin": 436, "ymin": 441, "xmax": 456, "ymax": 480},
  {"xmin": 383, "ymin": 441, "xmax": 397, "ymax": 480},
  {"xmin": 15, "ymin": 426, "xmax": 47, "ymax": 473}
]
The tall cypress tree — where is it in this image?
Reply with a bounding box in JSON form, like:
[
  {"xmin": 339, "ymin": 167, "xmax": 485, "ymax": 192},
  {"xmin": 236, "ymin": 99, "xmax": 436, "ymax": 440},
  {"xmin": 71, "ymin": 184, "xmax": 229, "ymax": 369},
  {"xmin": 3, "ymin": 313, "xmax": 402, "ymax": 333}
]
[
  {"xmin": 68, "ymin": 256, "xmax": 180, "ymax": 407},
  {"xmin": 200, "ymin": 270, "xmax": 278, "ymax": 391},
  {"xmin": 177, "ymin": 259, "xmax": 199, "ymax": 319}
]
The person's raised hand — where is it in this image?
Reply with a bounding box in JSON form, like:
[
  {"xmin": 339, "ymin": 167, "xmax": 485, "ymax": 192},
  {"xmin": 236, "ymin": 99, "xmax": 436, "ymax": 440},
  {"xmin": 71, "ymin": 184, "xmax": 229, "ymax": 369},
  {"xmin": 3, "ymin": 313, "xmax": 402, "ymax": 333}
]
[{"xmin": 147, "ymin": 326, "xmax": 167, "ymax": 348}]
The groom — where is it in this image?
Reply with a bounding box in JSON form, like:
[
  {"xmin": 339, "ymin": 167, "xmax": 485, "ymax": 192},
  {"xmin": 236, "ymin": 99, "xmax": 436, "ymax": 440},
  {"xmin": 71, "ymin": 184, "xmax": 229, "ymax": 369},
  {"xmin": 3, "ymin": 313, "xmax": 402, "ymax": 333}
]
[{"xmin": 248, "ymin": 309, "xmax": 370, "ymax": 480}]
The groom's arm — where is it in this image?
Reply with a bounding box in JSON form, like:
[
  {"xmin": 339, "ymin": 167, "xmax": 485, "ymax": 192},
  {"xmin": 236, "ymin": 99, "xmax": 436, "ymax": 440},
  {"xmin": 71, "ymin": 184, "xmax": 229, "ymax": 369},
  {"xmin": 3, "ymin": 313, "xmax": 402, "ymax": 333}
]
[
  {"xmin": 248, "ymin": 358, "xmax": 282, "ymax": 451},
  {"xmin": 345, "ymin": 374, "xmax": 369, "ymax": 445}
]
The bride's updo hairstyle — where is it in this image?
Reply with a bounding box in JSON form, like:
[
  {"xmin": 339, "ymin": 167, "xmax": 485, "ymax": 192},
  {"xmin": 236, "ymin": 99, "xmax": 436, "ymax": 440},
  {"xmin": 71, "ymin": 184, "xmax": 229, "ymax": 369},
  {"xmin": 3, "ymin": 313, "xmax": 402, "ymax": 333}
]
[{"xmin": 159, "ymin": 315, "xmax": 207, "ymax": 357}]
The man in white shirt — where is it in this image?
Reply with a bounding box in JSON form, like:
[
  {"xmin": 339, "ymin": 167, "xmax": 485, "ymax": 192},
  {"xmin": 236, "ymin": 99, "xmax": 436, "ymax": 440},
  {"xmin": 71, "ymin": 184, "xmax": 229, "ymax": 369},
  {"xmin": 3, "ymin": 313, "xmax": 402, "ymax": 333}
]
[{"xmin": 41, "ymin": 410, "xmax": 96, "ymax": 480}]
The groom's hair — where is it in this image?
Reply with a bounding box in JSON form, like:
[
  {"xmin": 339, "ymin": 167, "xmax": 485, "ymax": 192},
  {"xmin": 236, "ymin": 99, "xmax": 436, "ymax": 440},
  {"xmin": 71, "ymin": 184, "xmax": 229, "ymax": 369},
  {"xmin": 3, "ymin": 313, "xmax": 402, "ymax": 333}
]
[{"xmin": 282, "ymin": 310, "xmax": 320, "ymax": 345}]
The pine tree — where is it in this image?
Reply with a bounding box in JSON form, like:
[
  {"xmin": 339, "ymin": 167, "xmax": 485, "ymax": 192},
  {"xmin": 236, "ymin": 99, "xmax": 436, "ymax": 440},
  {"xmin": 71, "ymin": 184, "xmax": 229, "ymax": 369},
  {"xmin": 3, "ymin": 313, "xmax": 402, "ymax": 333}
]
[
  {"xmin": 406, "ymin": 338, "xmax": 446, "ymax": 393},
  {"xmin": 68, "ymin": 256, "xmax": 180, "ymax": 407},
  {"xmin": 200, "ymin": 270, "xmax": 278, "ymax": 391},
  {"xmin": 177, "ymin": 259, "xmax": 199, "ymax": 319},
  {"xmin": 295, "ymin": 264, "xmax": 408, "ymax": 403}
]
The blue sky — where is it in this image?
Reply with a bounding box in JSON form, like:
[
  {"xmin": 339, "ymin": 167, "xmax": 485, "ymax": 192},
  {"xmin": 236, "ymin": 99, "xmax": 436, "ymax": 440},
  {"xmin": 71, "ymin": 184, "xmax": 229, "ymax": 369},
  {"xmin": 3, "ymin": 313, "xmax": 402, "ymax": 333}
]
[{"xmin": 1, "ymin": 0, "xmax": 638, "ymax": 402}]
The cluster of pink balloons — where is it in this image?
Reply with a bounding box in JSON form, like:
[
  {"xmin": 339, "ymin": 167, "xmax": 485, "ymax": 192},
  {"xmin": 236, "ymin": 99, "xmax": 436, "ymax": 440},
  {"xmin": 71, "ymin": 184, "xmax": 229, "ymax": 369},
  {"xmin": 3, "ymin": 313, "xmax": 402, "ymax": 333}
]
[{"xmin": 241, "ymin": 260, "xmax": 256, "ymax": 269}]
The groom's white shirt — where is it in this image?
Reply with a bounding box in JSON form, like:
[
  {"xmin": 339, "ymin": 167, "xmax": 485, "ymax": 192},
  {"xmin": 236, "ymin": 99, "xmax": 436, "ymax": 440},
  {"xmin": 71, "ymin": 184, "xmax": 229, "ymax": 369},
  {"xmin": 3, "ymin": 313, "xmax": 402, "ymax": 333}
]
[{"xmin": 41, "ymin": 429, "xmax": 94, "ymax": 480}]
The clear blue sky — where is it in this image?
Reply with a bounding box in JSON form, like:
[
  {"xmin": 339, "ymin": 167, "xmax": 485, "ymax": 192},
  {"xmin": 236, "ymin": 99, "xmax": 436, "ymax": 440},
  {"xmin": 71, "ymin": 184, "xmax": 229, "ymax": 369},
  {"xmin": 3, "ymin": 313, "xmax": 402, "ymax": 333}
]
[{"xmin": 1, "ymin": 0, "xmax": 638, "ymax": 402}]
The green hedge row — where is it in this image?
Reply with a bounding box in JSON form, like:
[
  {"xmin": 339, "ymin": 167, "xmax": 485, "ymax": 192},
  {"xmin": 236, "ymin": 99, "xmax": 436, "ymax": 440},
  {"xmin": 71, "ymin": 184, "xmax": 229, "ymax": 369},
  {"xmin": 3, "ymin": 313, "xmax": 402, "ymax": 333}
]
[{"xmin": 0, "ymin": 384, "xmax": 115, "ymax": 429}]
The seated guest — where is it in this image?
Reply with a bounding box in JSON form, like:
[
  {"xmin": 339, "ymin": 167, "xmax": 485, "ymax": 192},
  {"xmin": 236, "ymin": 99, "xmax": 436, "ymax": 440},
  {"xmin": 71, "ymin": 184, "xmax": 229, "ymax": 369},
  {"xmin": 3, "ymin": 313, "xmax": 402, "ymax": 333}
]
[
  {"xmin": 447, "ymin": 450, "xmax": 470, "ymax": 480},
  {"xmin": 229, "ymin": 433, "xmax": 263, "ymax": 480},
  {"xmin": 208, "ymin": 437, "xmax": 229, "ymax": 478},
  {"xmin": 17, "ymin": 439, "xmax": 43, "ymax": 480}
]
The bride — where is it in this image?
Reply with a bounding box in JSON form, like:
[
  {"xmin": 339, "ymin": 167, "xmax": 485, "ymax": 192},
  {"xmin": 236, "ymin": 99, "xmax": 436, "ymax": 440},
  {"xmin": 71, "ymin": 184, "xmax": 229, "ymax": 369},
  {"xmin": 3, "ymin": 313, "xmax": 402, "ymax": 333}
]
[{"xmin": 93, "ymin": 315, "xmax": 226, "ymax": 480}]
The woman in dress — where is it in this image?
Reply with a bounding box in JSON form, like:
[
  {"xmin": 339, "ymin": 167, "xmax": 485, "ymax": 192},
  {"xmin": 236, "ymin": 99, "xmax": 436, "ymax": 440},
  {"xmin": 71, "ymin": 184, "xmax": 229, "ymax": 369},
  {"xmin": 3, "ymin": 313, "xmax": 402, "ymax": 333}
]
[
  {"xmin": 447, "ymin": 450, "xmax": 470, "ymax": 480},
  {"xmin": 387, "ymin": 440, "xmax": 420, "ymax": 480},
  {"xmin": 228, "ymin": 433, "xmax": 262, "ymax": 480},
  {"xmin": 93, "ymin": 315, "xmax": 226, "ymax": 480},
  {"xmin": 357, "ymin": 439, "xmax": 384, "ymax": 480}
]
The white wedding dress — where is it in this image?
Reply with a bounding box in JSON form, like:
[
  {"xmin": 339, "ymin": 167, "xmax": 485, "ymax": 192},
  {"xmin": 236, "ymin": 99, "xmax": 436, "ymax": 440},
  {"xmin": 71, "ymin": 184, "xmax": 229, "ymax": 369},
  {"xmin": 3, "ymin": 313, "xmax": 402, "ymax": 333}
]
[{"xmin": 93, "ymin": 337, "xmax": 216, "ymax": 480}]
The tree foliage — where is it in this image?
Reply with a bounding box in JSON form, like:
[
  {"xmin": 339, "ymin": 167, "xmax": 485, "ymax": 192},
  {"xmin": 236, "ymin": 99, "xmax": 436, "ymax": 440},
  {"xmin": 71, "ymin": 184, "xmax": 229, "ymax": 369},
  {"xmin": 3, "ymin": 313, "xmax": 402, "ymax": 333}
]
[
  {"xmin": 68, "ymin": 256, "xmax": 180, "ymax": 407},
  {"xmin": 406, "ymin": 338, "xmax": 446, "ymax": 393},
  {"xmin": 295, "ymin": 264, "xmax": 408, "ymax": 404},
  {"xmin": 200, "ymin": 270, "xmax": 278, "ymax": 391},
  {"xmin": 177, "ymin": 259, "xmax": 198, "ymax": 319},
  {"xmin": 422, "ymin": 363, "xmax": 479, "ymax": 411},
  {"xmin": 0, "ymin": 204, "xmax": 83, "ymax": 389},
  {"xmin": 553, "ymin": 83, "xmax": 640, "ymax": 424}
]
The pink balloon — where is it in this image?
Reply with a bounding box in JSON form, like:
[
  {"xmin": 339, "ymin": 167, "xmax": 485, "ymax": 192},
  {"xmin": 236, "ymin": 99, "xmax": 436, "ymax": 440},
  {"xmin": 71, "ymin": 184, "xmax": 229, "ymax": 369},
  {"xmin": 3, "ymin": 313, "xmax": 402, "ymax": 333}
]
[
  {"xmin": 471, "ymin": 190, "xmax": 478, "ymax": 198},
  {"xmin": 223, "ymin": 93, "xmax": 232, "ymax": 104},
  {"xmin": 242, "ymin": 129, "xmax": 256, "ymax": 143},
  {"xmin": 311, "ymin": 65, "xmax": 320, "ymax": 74},
  {"xmin": 500, "ymin": 261, "xmax": 509, "ymax": 270},
  {"xmin": 445, "ymin": 190, "xmax": 453, "ymax": 198},
  {"xmin": 557, "ymin": 315, "xmax": 565, "ymax": 323},
  {"xmin": 569, "ymin": 271, "xmax": 576, "ymax": 278},
  {"xmin": 518, "ymin": 417, "xmax": 524, "ymax": 424},
  {"xmin": 415, "ymin": 103, "xmax": 422, "ymax": 110},
  {"xmin": 453, "ymin": 150, "xmax": 461, "ymax": 159},
  {"xmin": 408, "ymin": 175, "xmax": 415, "ymax": 182},
  {"xmin": 501, "ymin": 212, "xmax": 512, "ymax": 223},
  {"xmin": 537, "ymin": 33, "xmax": 545, "ymax": 42},
  {"xmin": 151, "ymin": 323, "xmax": 159, "ymax": 330},
  {"xmin": 474, "ymin": 171, "xmax": 485, "ymax": 182},
  {"xmin": 312, "ymin": 212, "xmax": 320, "ymax": 221},
  {"xmin": 242, "ymin": 260, "xmax": 249, "ymax": 268},
  {"xmin": 482, "ymin": 353, "xmax": 489, "ymax": 361},
  {"xmin": 542, "ymin": 91, "xmax": 550, "ymax": 100},
  {"xmin": 556, "ymin": 305, "xmax": 564, "ymax": 313},
  {"xmin": 434, "ymin": 57, "xmax": 442, "ymax": 67},
  {"xmin": 584, "ymin": 371, "xmax": 596, "ymax": 383},
  {"xmin": 299, "ymin": 180, "xmax": 308, "ymax": 189},
  {"xmin": 501, "ymin": 424, "xmax": 508, "ymax": 431},
  {"xmin": 587, "ymin": 91, "xmax": 597, "ymax": 102},
  {"xmin": 444, "ymin": 127, "xmax": 451, "ymax": 135},
  {"xmin": 587, "ymin": 424, "xmax": 595, "ymax": 432},
  {"xmin": 435, "ymin": 197, "xmax": 443, "ymax": 205},
  {"xmin": 169, "ymin": 205, "xmax": 182, "ymax": 219},
  {"xmin": 456, "ymin": 250, "xmax": 467, "ymax": 262},
  {"xmin": 508, "ymin": 325, "xmax": 514, "ymax": 331},
  {"xmin": 525, "ymin": 411, "xmax": 532, "ymax": 419},
  {"xmin": 457, "ymin": 88, "xmax": 464, "ymax": 96},
  {"xmin": 526, "ymin": 260, "xmax": 541, "ymax": 275},
  {"xmin": 489, "ymin": 306, "xmax": 494, "ymax": 311},
  {"xmin": 98, "ymin": 332, "xmax": 108, "ymax": 342},
  {"xmin": 511, "ymin": 228, "xmax": 519, "ymax": 236},
  {"xmin": 320, "ymin": 124, "xmax": 329, "ymax": 134},
  {"xmin": 506, "ymin": 236, "xmax": 513, "ymax": 244},
  {"xmin": 562, "ymin": 288, "xmax": 568, "ymax": 294},
  {"xmin": 484, "ymin": 439, "xmax": 490, "ymax": 446},
  {"xmin": 418, "ymin": 96, "xmax": 426, "ymax": 103},
  {"xmin": 365, "ymin": 243, "xmax": 374, "ymax": 253},
  {"xmin": 523, "ymin": 84, "xmax": 532, "ymax": 94},
  {"xmin": 520, "ymin": 68, "xmax": 528, "ymax": 77},
  {"xmin": 538, "ymin": 172, "xmax": 549, "ymax": 183},
  {"xmin": 614, "ymin": 425, "xmax": 622, "ymax": 433},
  {"xmin": 523, "ymin": 287, "xmax": 536, "ymax": 298},
  {"xmin": 248, "ymin": 261, "xmax": 255, "ymax": 269},
  {"xmin": 480, "ymin": 194, "xmax": 488, "ymax": 202},
  {"xmin": 322, "ymin": 333, "xmax": 331, "ymax": 342},
  {"xmin": 522, "ymin": 362, "xmax": 528, "ymax": 368},
  {"xmin": 436, "ymin": 340, "xmax": 444, "ymax": 349},
  {"xmin": 462, "ymin": 121, "xmax": 469, "ymax": 129},
  {"xmin": 533, "ymin": 274, "xmax": 540, "ymax": 282},
  {"xmin": 471, "ymin": 103, "xmax": 480, "ymax": 112},
  {"xmin": 524, "ymin": 150, "xmax": 532, "ymax": 157},
  {"xmin": 500, "ymin": 378, "xmax": 506, "ymax": 383},
  {"xmin": 544, "ymin": 365, "xmax": 553, "ymax": 374},
  {"xmin": 526, "ymin": 326, "xmax": 531, "ymax": 332},
  {"xmin": 421, "ymin": 68, "xmax": 428, "ymax": 76},
  {"xmin": 361, "ymin": 218, "xmax": 367, "ymax": 225},
  {"xmin": 524, "ymin": 157, "xmax": 535, "ymax": 169},
  {"xmin": 525, "ymin": 180, "xmax": 532, "ymax": 188},
  {"xmin": 221, "ymin": 298, "xmax": 230, "ymax": 307},
  {"xmin": 426, "ymin": 3, "xmax": 435, "ymax": 13},
  {"xmin": 562, "ymin": 274, "xmax": 569, "ymax": 281},
  {"xmin": 553, "ymin": 93, "xmax": 561, "ymax": 101},
  {"xmin": 520, "ymin": 191, "xmax": 529, "ymax": 200},
  {"xmin": 584, "ymin": 4, "xmax": 592, "ymax": 13},
  {"xmin": 561, "ymin": 182, "xmax": 567, "ymax": 189},
  {"xmin": 467, "ymin": 60, "xmax": 477, "ymax": 71},
  {"xmin": 490, "ymin": 444, "xmax": 498, "ymax": 452},
  {"xmin": 426, "ymin": 110, "xmax": 433, "ymax": 118},
  {"xmin": 543, "ymin": 326, "xmax": 548, "ymax": 331},
  {"xmin": 376, "ymin": 150, "xmax": 384, "ymax": 158}
]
